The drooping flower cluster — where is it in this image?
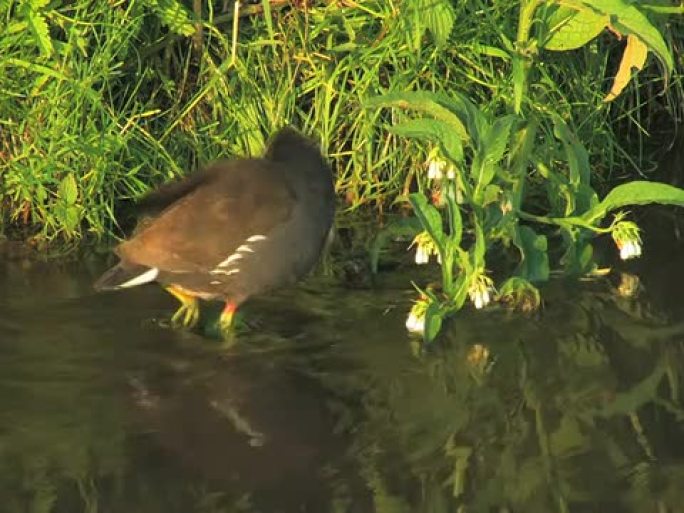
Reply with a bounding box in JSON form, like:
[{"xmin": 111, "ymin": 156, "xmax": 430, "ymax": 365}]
[
  {"xmin": 425, "ymin": 149, "xmax": 455, "ymax": 181},
  {"xmin": 410, "ymin": 231, "xmax": 440, "ymax": 265},
  {"xmin": 611, "ymin": 220, "xmax": 642, "ymax": 260},
  {"xmin": 468, "ymin": 272, "xmax": 495, "ymax": 310},
  {"xmin": 405, "ymin": 296, "xmax": 429, "ymax": 334}
]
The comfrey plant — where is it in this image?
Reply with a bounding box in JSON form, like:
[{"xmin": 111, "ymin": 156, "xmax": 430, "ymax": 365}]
[{"xmin": 369, "ymin": 0, "xmax": 684, "ymax": 342}]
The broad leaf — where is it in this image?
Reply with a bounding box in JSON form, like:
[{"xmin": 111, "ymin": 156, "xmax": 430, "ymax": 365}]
[
  {"xmin": 58, "ymin": 174, "xmax": 78, "ymax": 205},
  {"xmin": 513, "ymin": 225, "xmax": 549, "ymax": 282},
  {"xmin": 148, "ymin": 0, "xmax": 195, "ymax": 37},
  {"xmin": 409, "ymin": 193, "xmax": 444, "ymax": 245},
  {"xmin": 367, "ymin": 92, "xmax": 470, "ymax": 142},
  {"xmin": 553, "ymin": 116, "xmax": 590, "ymax": 189},
  {"xmin": 389, "ymin": 118, "xmax": 463, "ymax": 163},
  {"xmin": 511, "ymin": 55, "xmax": 526, "ymax": 115},
  {"xmin": 424, "ymin": 301, "xmax": 444, "ymax": 343},
  {"xmin": 472, "ymin": 115, "xmax": 516, "ymax": 193},
  {"xmin": 472, "ymin": 217, "xmax": 485, "ymax": 267},
  {"xmin": 419, "ymin": 0, "xmax": 455, "ymax": 47},
  {"xmin": 583, "ymin": 181, "xmax": 684, "ymax": 222},
  {"xmin": 560, "ymin": 0, "xmax": 673, "ymax": 71},
  {"xmin": 26, "ymin": 11, "xmax": 53, "ymax": 57},
  {"xmin": 560, "ymin": 232, "xmax": 594, "ymax": 276},
  {"xmin": 604, "ymin": 34, "xmax": 648, "ymax": 102},
  {"xmin": 542, "ymin": 5, "xmax": 605, "ymax": 51},
  {"xmin": 445, "ymin": 185, "xmax": 463, "ymax": 246}
]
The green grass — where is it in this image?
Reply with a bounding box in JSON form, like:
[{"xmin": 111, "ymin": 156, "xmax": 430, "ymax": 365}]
[{"xmin": 0, "ymin": 0, "xmax": 682, "ymax": 246}]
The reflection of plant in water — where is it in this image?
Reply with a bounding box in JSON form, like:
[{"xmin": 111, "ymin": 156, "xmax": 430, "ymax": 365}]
[
  {"xmin": 337, "ymin": 280, "xmax": 684, "ymax": 512},
  {"xmin": 0, "ymin": 332, "xmax": 126, "ymax": 513}
]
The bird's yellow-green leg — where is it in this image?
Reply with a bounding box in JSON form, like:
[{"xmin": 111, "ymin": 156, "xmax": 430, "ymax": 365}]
[
  {"xmin": 219, "ymin": 301, "xmax": 238, "ymax": 333},
  {"xmin": 165, "ymin": 285, "xmax": 200, "ymax": 328}
]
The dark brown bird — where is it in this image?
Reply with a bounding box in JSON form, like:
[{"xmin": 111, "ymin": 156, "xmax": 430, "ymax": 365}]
[{"xmin": 94, "ymin": 127, "xmax": 335, "ymax": 331}]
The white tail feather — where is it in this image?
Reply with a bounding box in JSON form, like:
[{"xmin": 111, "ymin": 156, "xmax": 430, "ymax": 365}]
[{"xmin": 118, "ymin": 267, "xmax": 159, "ymax": 288}]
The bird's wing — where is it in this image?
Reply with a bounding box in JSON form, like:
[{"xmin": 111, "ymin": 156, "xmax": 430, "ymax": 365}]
[{"xmin": 117, "ymin": 159, "xmax": 296, "ymax": 273}]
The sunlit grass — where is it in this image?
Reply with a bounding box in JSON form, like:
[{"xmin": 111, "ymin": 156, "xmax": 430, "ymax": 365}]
[{"xmin": 0, "ymin": 0, "xmax": 681, "ymax": 245}]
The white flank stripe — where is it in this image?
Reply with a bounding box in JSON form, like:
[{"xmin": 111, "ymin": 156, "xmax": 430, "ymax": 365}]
[
  {"xmin": 211, "ymin": 268, "xmax": 240, "ymax": 276},
  {"xmin": 246, "ymin": 234, "xmax": 267, "ymax": 242},
  {"xmin": 236, "ymin": 244, "xmax": 254, "ymax": 253},
  {"xmin": 210, "ymin": 280, "xmax": 221, "ymax": 285},
  {"xmin": 218, "ymin": 253, "xmax": 243, "ymax": 267},
  {"xmin": 119, "ymin": 267, "xmax": 159, "ymax": 288}
]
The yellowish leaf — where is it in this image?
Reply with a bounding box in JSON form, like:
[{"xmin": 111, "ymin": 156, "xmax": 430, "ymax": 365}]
[{"xmin": 604, "ymin": 34, "xmax": 648, "ymax": 102}]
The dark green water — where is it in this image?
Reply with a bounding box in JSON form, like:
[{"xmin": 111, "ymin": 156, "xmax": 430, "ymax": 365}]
[{"xmin": 1, "ymin": 208, "xmax": 684, "ymax": 513}]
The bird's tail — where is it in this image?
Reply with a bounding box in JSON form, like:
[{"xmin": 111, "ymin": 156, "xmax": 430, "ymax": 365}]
[{"xmin": 94, "ymin": 262, "xmax": 159, "ymax": 291}]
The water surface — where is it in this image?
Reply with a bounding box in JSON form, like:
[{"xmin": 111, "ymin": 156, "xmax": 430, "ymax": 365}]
[{"xmin": 1, "ymin": 208, "xmax": 684, "ymax": 513}]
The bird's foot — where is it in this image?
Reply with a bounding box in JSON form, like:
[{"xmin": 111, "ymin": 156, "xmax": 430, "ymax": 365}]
[
  {"xmin": 171, "ymin": 302, "xmax": 200, "ymax": 328},
  {"xmin": 166, "ymin": 286, "xmax": 200, "ymax": 329}
]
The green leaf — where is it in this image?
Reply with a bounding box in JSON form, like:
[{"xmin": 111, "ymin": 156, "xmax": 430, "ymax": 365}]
[
  {"xmin": 513, "ymin": 225, "xmax": 549, "ymax": 282},
  {"xmin": 542, "ymin": 5, "xmax": 605, "ymax": 51},
  {"xmin": 26, "ymin": 11, "xmax": 53, "ymax": 57},
  {"xmin": 409, "ymin": 193, "xmax": 444, "ymax": 244},
  {"xmin": 560, "ymin": 232, "xmax": 594, "ymax": 276},
  {"xmin": 472, "ymin": 216, "xmax": 485, "ymax": 267},
  {"xmin": 583, "ymin": 181, "xmax": 684, "ymax": 222},
  {"xmin": 420, "ymin": 0, "xmax": 455, "ymax": 47},
  {"xmin": 62, "ymin": 206, "xmax": 81, "ymax": 232},
  {"xmin": 148, "ymin": 0, "xmax": 195, "ymax": 37},
  {"xmin": 366, "ymin": 91, "xmax": 471, "ymax": 143},
  {"xmin": 58, "ymin": 174, "xmax": 78, "ymax": 205},
  {"xmin": 423, "ymin": 301, "xmax": 443, "ymax": 343},
  {"xmin": 560, "ymin": 0, "xmax": 674, "ymax": 71},
  {"xmin": 389, "ymin": 118, "xmax": 463, "ymax": 163},
  {"xmin": 604, "ymin": 1, "xmax": 674, "ymax": 72},
  {"xmin": 553, "ymin": 117, "xmax": 590, "ymax": 188},
  {"xmin": 446, "ymin": 188, "xmax": 463, "ymax": 246},
  {"xmin": 482, "ymin": 184, "xmax": 501, "ymax": 206},
  {"xmin": 511, "ymin": 55, "xmax": 526, "ymax": 115},
  {"xmin": 472, "ymin": 115, "xmax": 517, "ymax": 195}
]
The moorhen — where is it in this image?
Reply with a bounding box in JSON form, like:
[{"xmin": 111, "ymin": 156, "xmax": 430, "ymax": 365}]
[{"xmin": 95, "ymin": 127, "xmax": 335, "ymax": 331}]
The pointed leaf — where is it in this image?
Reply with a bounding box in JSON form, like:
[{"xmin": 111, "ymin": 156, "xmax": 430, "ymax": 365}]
[
  {"xmin": 420, "ymin": 0, "xmax": 455, "ymax": 47},
  {"xmin": 583, "ymin": 181, "xmax": 684, "ymax": 222},
  {"xmin": 553, "ymin": 117, "xmax": 590, "ymax": 189},
  {"xmin": 147, "ymin": 0, "xmax": 195, "ymax": 37},
  {"xmin": 367, "ymin": 91, "xmax": 471, "ymax": 143},
  {"xmin": 389, "ymin": 118, "xmax": 463, "ymax": 163},
  {"xmin": 604, "ymin": 34, "xmax": 648, "ymax": 102},
  {"xmin": 472, "ymin": 115, "xmax": 517, "ymax": 193},
  {"xmin": 511, "ymin": 55, "xmax": 526, "ymax": 115},
  {"xmin": 560, "ymin": 0, "xmax": 673, "ymax": 71},
  {"xmin": 409, "ymin": 193, "xmax": 444, "ymax": 244},
  {"xmin": 560, "ymin": 232, "xmax": 594, "ymax": 276},
  {"xmin": 423, "ymin": 302, "xmax": 444, "ymax": 343},
  {"xmin": 58, "ymin": 174, "xmax": 78, "ymax": 205},
  {"xmin": 542, "ymin": 5, "xmax": 605, "ymax": 51},
  {"xmin": 27, "ymin": 11, "xmax": 53, "ymax": 57},
  {"xmin": 472, "ymin": 217, "xmax": 485, "ymax": 267},
  {"xmin": 513, "ymin": 226, "xmax": 549, "ymax": 282}
]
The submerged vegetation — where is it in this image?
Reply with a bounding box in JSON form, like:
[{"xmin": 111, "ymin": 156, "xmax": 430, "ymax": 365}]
[{"xmin": 1, "ymin": 0, "xmax": 683, "ymax": 336}]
